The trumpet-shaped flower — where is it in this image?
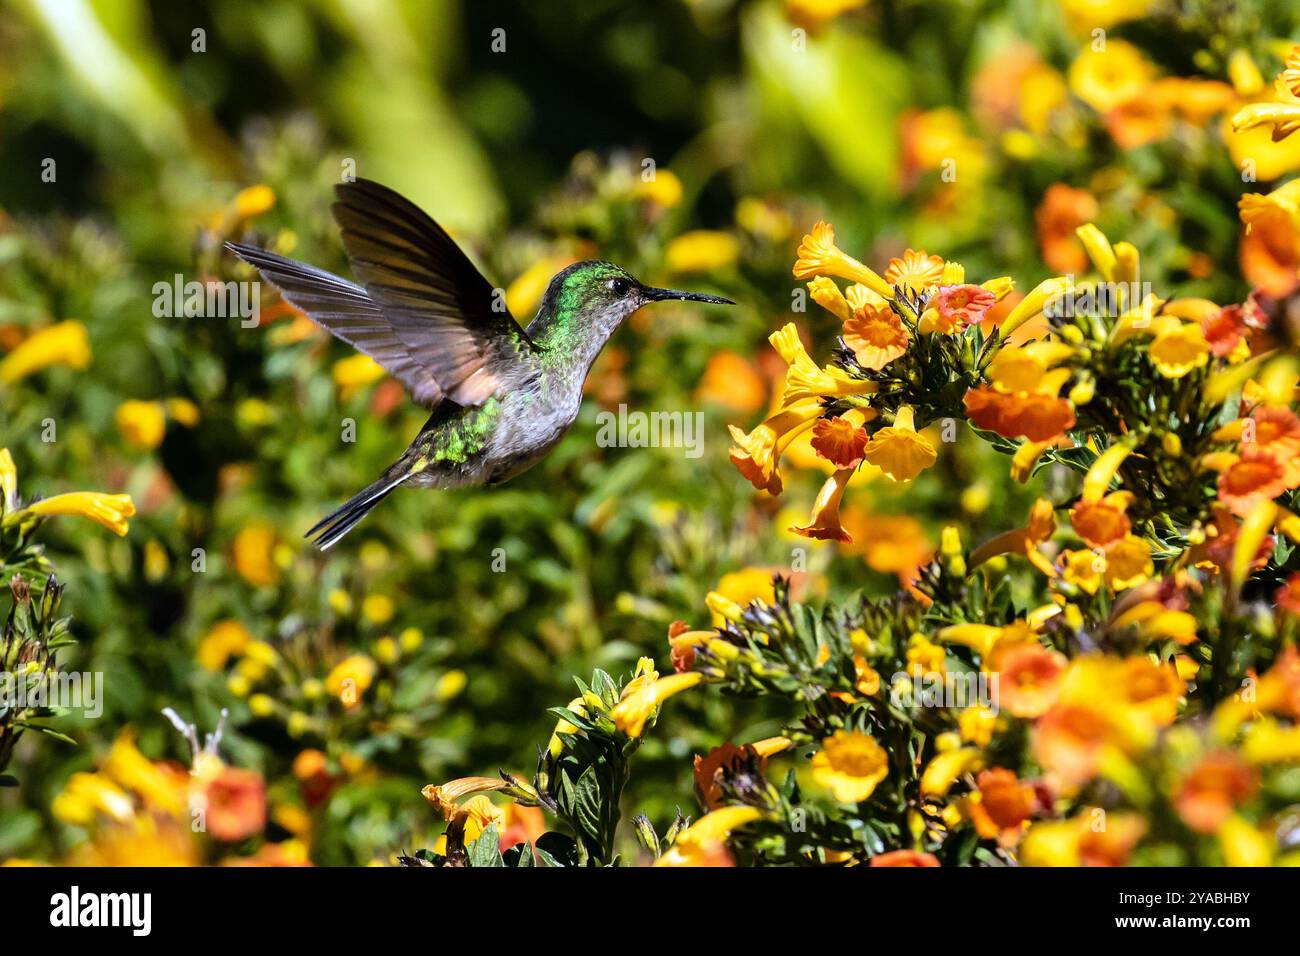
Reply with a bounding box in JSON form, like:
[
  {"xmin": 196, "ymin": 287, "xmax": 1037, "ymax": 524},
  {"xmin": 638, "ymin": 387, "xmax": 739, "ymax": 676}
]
[
  {"xmin": 24, "ymin": 492, "xmax": 137, "ymax": 537},
  {"xmin": 793, "ymin": 222, "xmax": 893, "ymax": 299},
  {"xmin": 610, "ymin": 671, "xmax": 704, "ymax": 738},
  {"xmin": 790, "ymin": 467, "xmax": 855, "ymax": 543},
  {"xmin": 862, "ymin": 405, "xmax": 937, "ymax": 481},
  {"xmin": 0, "ymin": 320, "xmax": 92, "ymax": 384}
]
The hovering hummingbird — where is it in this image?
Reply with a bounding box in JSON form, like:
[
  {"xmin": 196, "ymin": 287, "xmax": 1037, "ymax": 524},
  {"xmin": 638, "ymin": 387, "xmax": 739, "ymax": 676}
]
[{"xmin": 227, "ymin": 179, "xmax": 733, "ymax": 550}]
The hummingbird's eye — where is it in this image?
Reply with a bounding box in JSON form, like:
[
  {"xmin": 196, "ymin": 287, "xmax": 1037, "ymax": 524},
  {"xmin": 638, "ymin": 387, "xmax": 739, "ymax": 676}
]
[{"xmin": 608, "ymin": 277, "xmax": 631, "ymax": 298}]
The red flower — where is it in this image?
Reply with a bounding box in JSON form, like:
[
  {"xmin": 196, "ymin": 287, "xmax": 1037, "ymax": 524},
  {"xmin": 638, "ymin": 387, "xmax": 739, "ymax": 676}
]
[{"xmin": 932, "ymin": 284, "xmax": 996, "ymax": 332}]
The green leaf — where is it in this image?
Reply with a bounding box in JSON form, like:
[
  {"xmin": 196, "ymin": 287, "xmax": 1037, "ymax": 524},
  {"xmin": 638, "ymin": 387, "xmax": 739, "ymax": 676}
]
[{"xmin": 467, "ymin": 825, "xmax": 504, "ymax": 867}]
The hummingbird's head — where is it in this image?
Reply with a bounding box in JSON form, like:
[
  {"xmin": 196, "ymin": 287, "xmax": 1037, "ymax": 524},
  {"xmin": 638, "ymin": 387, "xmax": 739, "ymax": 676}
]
[{"xmin": 531, "ymin": 260, "xmax": 733, "ymax": 351}]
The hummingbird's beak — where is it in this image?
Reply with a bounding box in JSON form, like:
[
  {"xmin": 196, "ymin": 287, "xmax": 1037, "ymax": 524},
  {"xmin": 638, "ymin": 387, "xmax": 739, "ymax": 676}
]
[{"xmin": 642, "ymin": 286, "xmax": 735, "ymax": 305}]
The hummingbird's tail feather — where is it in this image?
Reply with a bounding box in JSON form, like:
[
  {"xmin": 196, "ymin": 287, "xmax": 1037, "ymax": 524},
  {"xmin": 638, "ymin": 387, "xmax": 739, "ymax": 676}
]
[{"xmin": 307, "ymin": 472, "xmax": 412, "ymax": 551}]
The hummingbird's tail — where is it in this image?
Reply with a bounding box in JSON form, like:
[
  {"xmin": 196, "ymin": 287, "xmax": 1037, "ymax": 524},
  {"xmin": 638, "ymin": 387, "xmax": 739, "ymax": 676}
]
[{"xmin": 306, "ymin": 471, "xmax": 413, "ymax": 551}]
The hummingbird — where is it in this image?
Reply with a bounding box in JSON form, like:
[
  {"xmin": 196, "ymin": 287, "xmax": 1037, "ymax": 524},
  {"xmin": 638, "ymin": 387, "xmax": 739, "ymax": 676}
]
[{"xmin": 227, "ymin": 179, "xmax": 733, "ymax": 550}]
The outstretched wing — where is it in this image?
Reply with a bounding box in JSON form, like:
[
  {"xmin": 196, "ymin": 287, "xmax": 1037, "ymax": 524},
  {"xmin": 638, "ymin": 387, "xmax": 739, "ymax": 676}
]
[
  {"xmin": 225, "ymin": 243, "xmax": 443, "ymax": 403},
  {"xmin": 332, "ymin": 178, "xmax": 537, "ymax": 406}
]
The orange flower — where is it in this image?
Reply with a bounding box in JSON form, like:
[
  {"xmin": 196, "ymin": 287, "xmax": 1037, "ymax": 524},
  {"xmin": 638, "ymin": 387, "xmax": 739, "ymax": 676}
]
[
  {"xmin": 1174, "ymin": 752, "xmax": 1258, "ymax": 834},
  {"xmin": 883, "ymin": 249, "xmax": 945, "ymax": 293},
  {"xmin": 996, "ymin": 644, "xmax": 1068, "ymax": 718},
  {"xmin": 969, "ymin": 768, "xmax": 1037, "ymax": 843},
  {"xmin": 499, "ymin": 803, "xmax": 546, "ymax": 852},
  {"xmin": 791, "ymin": 467, "xmax": 855, "ymax": 542},
  {"xmin": 203, "ymin": 766, "xmax": 267, "ymax": 842},
  {"xmin": 1192, "ymin": 506, "xmax": 1275, "ymax": 575},
  {"xmin": 696, "ymin": 351, "xmax": 767, "ymax": 414},
  {"xmin": 1217, "ymin": 446, "xmax": 1288, "ymax": 517},
  {"xmin": 869, "ymin": 849, "xmax": 940, "ymax": 867},
  {"xmin": 1033, "ymin": 702, "xmax": 1111, "ymax": 788},
  {"xmin": 1277, "ymin": 572, "xmax": 1300, "ymax": 614},
  {"xmin": 840, "ymin": 508, "xmax": 934, "ymax": 583},
  {"xmin": 1078, "ymin": 813, "xmax": 1147, "ymax": 866},
  {"xmin": 843, "ymin": 304, "xmax": 909, "ymax": 371},
  {"xmin": 810, "ymin": 415, "xmax": 868, "ymax": 466},
  {"xmin": 1035, "ymin": 184, "xmax": 1099, "ymax": 274},
  {"xmin": 931, "ymin": 284, "xmax": 996, "ymax": 332},
  {"xmin": 694, "ymin": 742, "xmax": 766, "ymax": 810},
  {"xmin": 728, "ymin": 399, "xmax": 822, "ymax": 494},
  {"xmin": 862, "ymin": 405, "xmax": 938, "ymax": 481},
  {"xmin": 1201, "ymin": 304, "xmax": 1250, "ymax": 359},
  {"xmin": 964, "ymin": 388, "xmax": 1076, "ymax": 442},
  {"xmin": 1069, "ymin": 492, "xmax": 1133, "ymax": 550},
  {"xmin": 1115, "ymin": 656, "xmax": 1184, "ymax": 727},
  {"xmin": 1104, "ymin": 95, "xmax": 1173, "ymax": 149}
]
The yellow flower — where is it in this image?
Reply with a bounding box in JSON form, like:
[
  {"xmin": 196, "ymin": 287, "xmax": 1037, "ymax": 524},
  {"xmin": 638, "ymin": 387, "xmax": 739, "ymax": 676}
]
[
  {"xmin": 807, "ymin": 277, "xmax": 851, "ymax": 322},
  {"xmin": 959, "ymin": 706, "xmax": 999, "ymax": 747},
  {"xmin": 52, "ymin": 772, "xmax": 134, "ymax": 825},
  {"xmin": 0, "ymin": 448, "xmax": 17, "ymax": 513},
  {"xmin": 862, "ymin": 406, "xmax": 937, "ymax": 481},
  {"xmin": 883, "ymin": 249, "xmax": 945, "ymax": 294},
  {"xmin": 665, "ymin": 230, "xmax": 739, "ymax": 273},
  {"xmin": 653, "ymin": 805, "xmax": 765, "ymax": 866},
  {"xmin": 1102, "ymin": 535, "xmax": 1154, "ymax": 590},
  {"xmin": 998, "ymin": 277, "xmax": 1072, "ymax": 337},
  {"xmin": 790, "ymin": 467, "xmax": 855, "ymax": 543},
  {"xmin": 1239, "ymin": 177, "xmax": 1300, "ymax": 233},
  {"xmin": 361, "ymin": 594, "xmax": 394, "ymax": 625},
  {"xmin": 1058, "ymin": 0, "xmax": 1153, "ymax": 34},
  {"xmin": 811, "ymin": 730, "xmax": 889, "ymax": 803},
  {"xmin": 326, "ymin": 654, "xmax": 377, "ymax": 705},
  {"xmin": 707, "ymin": 567, "xmax": 778, "ymax": 625},
  {"xmin": 232, "ymin": 522, "xmax": 280, "ymax": 587},
  {"xmin": 1067, "ymin": 41, "xmax": 1156, "ymax": 113},
  {"xmin": 632, "ymin": 169, "xmax": 683, "ymax": 208},
  {"xmin": 115, "ymin": 400, "xmax": 167, "ymax": 450},
  {"xmin": 1231, "ymin": 100, "xmax": 1300, "ymax": 143},
  {"xmin": 197, "ymin": 619, "xmax": 253, "ymax": 671},
  {"xmin": 0, "ymin": 320, "xmax": 91, "ymax": 384},
  {"xmin": 505, "ymin": 254, "xmax": 576, "ymax": 319},
  {"xmin": 728, "ymin": 399, "xmax": 822, "ymax": 495},
  {"xmin": 104, "ymin": 731, "xmax": 187, "ymax": 815},
  {"xmin": 165, "ymin": 397, "xmax": 201, "ymax": 427},
  {"xmin": 1218, "ymin": 814, "xmax": 1272, "ymax": 866},
  {"xmin": 459, "ymin": 795, "xmax": 507, "ymax": 845},
  {"xmin": 920, "ymin": 747, "xmax": 984, "ymax": 797},
  {"xmin": 610, "ymin": 671, "xmax": 704, "ymax": 738},
  {"xmin": 332, "ymin": 353, "xmax": 386, "ymax": 399},
  {"xmin": 435, "ymin": 669, "xmax": 468, "ymax": 701},
  {"xmin": 233, "ymin": 184, "xmax": 276, "ymax": 221},
  {"xmin": 1148, "ymin": 322, "xmax": 1209, "ymax": 378},
  {"xmin": 792, "ymin": 222, "xmax": 893, "ymax": 299},
  {"xmin": 422, "ymin": 776, "xmax": 508, "ymax": 819},
  {"xmin": 24, "ymin": 492, "xmax": 136, "ymax": 537},
  {"xmin": 771, "ymin": 321, "xmax": 877, "ymax": 405}
]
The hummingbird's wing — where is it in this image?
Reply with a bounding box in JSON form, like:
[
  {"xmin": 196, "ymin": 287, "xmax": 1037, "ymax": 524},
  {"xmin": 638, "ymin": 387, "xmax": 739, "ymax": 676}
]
[
  {"xmin": 224, "ymin": 243, "xmax": 438, "ymax": 400},
  {"xmin": 331, "ymin": 179, "xmax": 537, "ymax": 407}
]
